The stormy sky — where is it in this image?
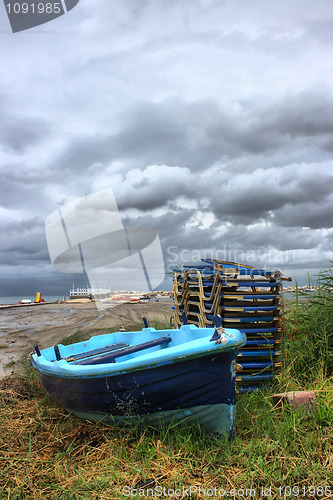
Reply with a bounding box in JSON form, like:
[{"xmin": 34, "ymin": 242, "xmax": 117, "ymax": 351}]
[{"xmin": 1, "ymin": 0, "xmax": 333, "ymax": 296}]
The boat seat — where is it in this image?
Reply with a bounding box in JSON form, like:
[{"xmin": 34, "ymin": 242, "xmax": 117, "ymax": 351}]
[
  {"xmin": 65, "ymin": 343, "xmax": 129, "ymax": 362},
  {"xmin": 73, "ymin": 336, "xmax": 172, "ymax": 365}
]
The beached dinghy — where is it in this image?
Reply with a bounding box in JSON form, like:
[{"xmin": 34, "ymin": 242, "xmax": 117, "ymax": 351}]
[{"xmin": 31, "ymin": 318, "xmax": 246, "ymax": 437}]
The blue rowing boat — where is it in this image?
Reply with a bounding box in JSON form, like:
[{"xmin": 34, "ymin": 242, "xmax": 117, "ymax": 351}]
[{"xmin": 31, "ymin": 319, "xmax": 246, "ymax": 438}]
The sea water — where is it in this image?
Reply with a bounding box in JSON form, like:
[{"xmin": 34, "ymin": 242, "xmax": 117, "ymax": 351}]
[{"xmin": 0, "ymin": 296, "xmax": 66, "ymax": 305}]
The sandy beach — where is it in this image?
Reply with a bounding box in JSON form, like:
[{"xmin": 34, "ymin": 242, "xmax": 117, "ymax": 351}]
[{"xmin": 0, "ymin": 299, "xmax": 174, "ymax": 379}]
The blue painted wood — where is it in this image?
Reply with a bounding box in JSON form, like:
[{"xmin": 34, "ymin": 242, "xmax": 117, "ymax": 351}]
[
  {"xmin": 35, "ymin": 352, "xmax": 236, "ymax": 417},
  {"xmin": 200, "ymin": 259, "xmax": 274, "ymax": 276},
  {"xmin": 240, "ymin": 327, "xmax": 279, "ymax": 334},
  {"xmin": 75, "ymin": 337, "xmax": 171, "ymax": 365},
  {"xmin": 237, "ymin": 349, "xmax": 280, "ymax": 357},
  {"xmin": 222, "ymin": 304, "xmax": 278, "ymax": 312},
  {"xmin": 65, "ymin": 343, "xmax": 128, "ymax": 362},
  {"xmin": 245, "ymin": 339, "xmax": 279, "ymax": 346},
  {"xmin": 237, "ymin": 386, "xmax": 273, "ymax": 393},
  {"xmin": 54, "ymin": 345, "xmax": 61, "ymax": 361},
  {"xmin": 142, "ymin": 317, "xmax": 148, "ymax": 328},
  {"xmin": 31, "ymin": 325, "xmax": 246, "ymax": 436},
  {"xmin": 220, "ymin": 294, "xmax": 278, "ymax": 299},
  {"xmin": 212, "ymin": 314, "xmax": 223, "ymax": 327},
  {"xmin": 221, "ymin": 281, "xmax": 279, "ymax": 287}
]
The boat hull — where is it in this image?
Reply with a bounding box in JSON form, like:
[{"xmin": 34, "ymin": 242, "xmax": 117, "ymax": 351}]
[{"xmin": 35, "ymin": 351, "xmax": 237, "ymax": 437}]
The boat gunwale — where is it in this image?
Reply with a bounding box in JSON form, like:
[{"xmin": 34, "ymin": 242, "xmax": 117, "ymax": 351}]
[{"xmin": 31, "ymin": 325, "xmax": 246, "ymax": 379}]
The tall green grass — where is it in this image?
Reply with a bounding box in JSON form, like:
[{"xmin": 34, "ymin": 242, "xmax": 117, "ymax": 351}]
[{"xmin": 285, "ymin": 262, "xmax": 333, "ymax": 384}]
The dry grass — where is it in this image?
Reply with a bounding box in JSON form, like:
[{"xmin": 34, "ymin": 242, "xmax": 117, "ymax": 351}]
[{"xmin": 0, "ymin": 367, "xmax": 332, "ymax": 500}]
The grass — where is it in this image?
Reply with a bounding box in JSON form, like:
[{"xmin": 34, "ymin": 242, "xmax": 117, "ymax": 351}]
[
  {"xmin": 0, "ymin": 277, "xmax": 332, "ymax": 499},
  {"xmin": 0, "ymin": 371, "xmax": 331, "ymax": 499},
  {"xmin": 3, "ymin": 360, "xmax": 15, "ymax": 370},
  {"xmin": 284, "ymin": 262, "xmax": 333, "ymax": 384}
]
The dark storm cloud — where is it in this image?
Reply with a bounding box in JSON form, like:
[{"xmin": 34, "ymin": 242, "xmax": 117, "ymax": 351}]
[
  {"xmin": 9, "ymin": 85, "xmax": 331, "ymax": 289},
  {"xmin": 2, "ymin": 0, "xmax": 333, "ymax": 292},
  {"xmin": 273, "ymin": 198, "xmax": 333, "ymax": 229},
  {"xmin": 0, "ymin": 215, "xmax": 88, "ymax": 296},
  {"xmin": 122, "ymin": 210, "xmax": 326, "ymax": 278},
  {"xmin": 112, "ymin": 160, "xmax": 333, "ymax": 232},
  {"xmin": 0, "ymin": 217, "xmax": 49, "ymax": 264},
  {"xmin": 0, "ymin": 105, "xmax": 51, "ymax": 154},
  {"xmin": 209, "ymin": 92, "xmax": 333, "ymax": 156},
  {"xmin": 215, "ymin": 223, "xmax": 324, "ymax": 252},
  {"xmin": 116, "ymin": 168, "xmax": 207, "ymax": 211},
  {"xmin": 52, "ymin": 135, "xmax": 116, "ymax": 173},
  {"xmin": 50, "ymin": 91, "xmax": 333, "ymax": 179},
  {"xmin": 257, "ymin": 92, "xmax": 333, "ymax": 139},
  {"xmin": 51, "ymin": 99, "xmax": 226, "ymax": 173},
  {"xmin": 209, "ymin": 165, "xmax": 333, "ymax": 224},
  {"xmin": 122, "ymin": 209, "xmax": 197, "ymax": 241},
  {"xmin": 0, "ymin": 168, "xmax": 58, "ymax": 209}
]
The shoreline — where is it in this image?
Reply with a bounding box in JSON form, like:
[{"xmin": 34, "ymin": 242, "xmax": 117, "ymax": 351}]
[
  {"xmin": 0, "ymin": 299, "xmax": 93, "ymax": 310},
  {"xmin": 0, "ymin": 300, "xmax": 174, "ymax": 379},
  {"xmin": 0, "ymin": 301, "xmax": 59, "ymax": 310}
]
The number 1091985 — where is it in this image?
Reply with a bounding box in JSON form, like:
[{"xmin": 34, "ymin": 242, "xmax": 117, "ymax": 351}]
[{"xmin": 6, "ymin": 3, "xmax": 62, "ymax": 14}]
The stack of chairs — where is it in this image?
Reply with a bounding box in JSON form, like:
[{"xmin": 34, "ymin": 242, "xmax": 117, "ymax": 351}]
[{"xmin": 173, "ymin": 259, "xmax": 290, "ymax": 392}]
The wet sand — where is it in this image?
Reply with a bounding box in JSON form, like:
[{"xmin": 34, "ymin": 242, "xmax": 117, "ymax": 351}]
[{"xmin": 0, "ymin": 300, "xmax": 174, "ymax": 379}]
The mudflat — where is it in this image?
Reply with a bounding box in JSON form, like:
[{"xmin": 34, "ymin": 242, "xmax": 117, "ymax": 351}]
[{"xmin": 0, "ymin": 300, "xmax": 174, "ymax": 379}]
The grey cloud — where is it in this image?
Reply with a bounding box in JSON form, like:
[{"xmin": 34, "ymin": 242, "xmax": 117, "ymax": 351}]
[
  {"xmin": 51, "ymin": 91, "xmax": 333, "ymax": 180},
  {"xmin": 305, "ymin": 18, "xmax": 333, "ymax": 44},
  {"xmin": 0, "ymin": 169, "xmax": 57, "ymax": 210},
  {"xmin": 0, "ymin": 108, "xmax": 51, "ymax": 154},
  {"xmin": 273, "ymin": 199, "xmax": 333, "ymax": 229},
  {"xmin": 0, "ymin": 215, "xmax": 87, "ymax": 296},
  {"xmin": 210, "ymin": 166, "xmax": 333, "ymax": 223},
  {"xmin": 2, "ymin": 1, "xmax": 333, "ymax": 293},
  {"xmin": 219, "ymin": 224, "xmax": 324, "ymax": 252},
  {"xmin": 122, "ymin": 208, "xmax": 197, "ymax": 239},
  {"xmin": 52, "ymin": 99, "xmax": 225, "ymax": 173},
  {"xmin": 257, "ymin": 92, "xmax": 333, "ymax": 139},
  {"xmin": 0, "ymin": 217, "xmax": 49, "ymax": 264}
]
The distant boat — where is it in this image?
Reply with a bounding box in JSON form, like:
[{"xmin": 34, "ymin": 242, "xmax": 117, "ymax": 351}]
[
  {"xmin": 18, "ymin": 299, "xmax": 32, "ymax": 304},
  {"xmin": 31, "ymin": 320, "xmax": 246, "ymax": 438},
  {"xmin": 107, "ymin": 296, "xmax": 140, "ymax": 303}
]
